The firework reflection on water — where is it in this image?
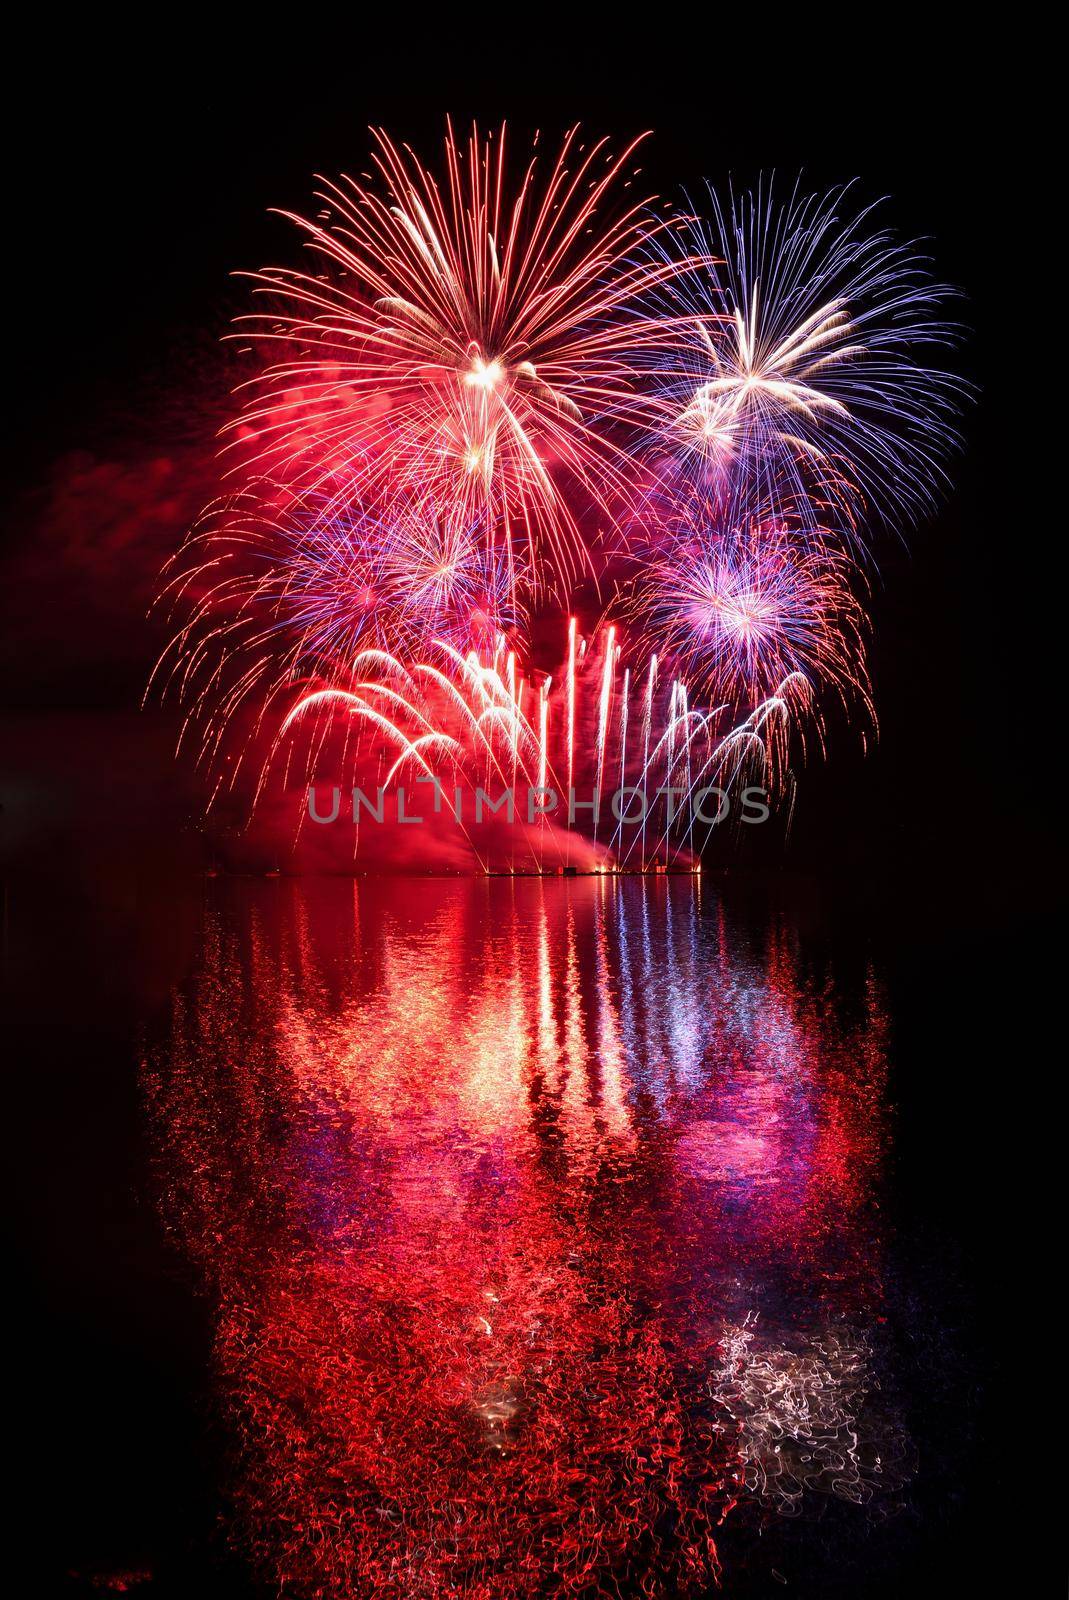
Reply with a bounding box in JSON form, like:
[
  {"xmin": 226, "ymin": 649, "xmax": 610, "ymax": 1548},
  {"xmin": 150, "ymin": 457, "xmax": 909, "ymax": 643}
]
[{"xmin": 144, "ymin": 876, "xmax": 909, "ymax": 1597}]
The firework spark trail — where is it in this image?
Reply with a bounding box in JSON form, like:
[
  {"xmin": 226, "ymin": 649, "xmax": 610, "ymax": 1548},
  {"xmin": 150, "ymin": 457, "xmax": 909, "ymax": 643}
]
[
  {"xmin": 621, "ymin": 492, "xmax": 875, "ymax": 723},
  {"xmin": 566, "ymin": 616, "xmax": 577, "ymax": 865},
  {"xmin": 227, "ymin": 123, "xmax": 703, "ymax": 612},
  {"xmin": 594, "ymin": 624, "xmax": 617, "ymax": 839},
  {"xmin": 640, "ymin": 656, "xmax": 657, "ymax": 868},
  {"xmin": 264, "ymin": 623, "xmax": 806, "ymax": 871},
  {"xmin": 149, "ymin": 485, "xmax": 527, "ymax": 782},
  {"xmin": 632, "ymin": 175, "xmax": 967, "ymax": 547},
  {"xmin": 616, "ymin": 666, "xmax": 630, "ymax": 841}
]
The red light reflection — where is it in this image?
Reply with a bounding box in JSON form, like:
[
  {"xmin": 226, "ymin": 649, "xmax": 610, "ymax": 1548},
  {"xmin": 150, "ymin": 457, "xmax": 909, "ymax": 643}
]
[{"xmin": 144, "ymin": 878, "xmax": 903, "ymax": 1596}]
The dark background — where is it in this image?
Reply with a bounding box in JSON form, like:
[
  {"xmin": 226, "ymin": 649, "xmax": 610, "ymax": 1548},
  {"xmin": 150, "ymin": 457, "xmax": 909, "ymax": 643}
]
[{"xmin": 1, "ymin": 27, "xmax": 1053, "ymax": 1599}]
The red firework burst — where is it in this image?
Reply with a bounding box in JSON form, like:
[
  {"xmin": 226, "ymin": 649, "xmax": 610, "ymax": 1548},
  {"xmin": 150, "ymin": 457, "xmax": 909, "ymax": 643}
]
[{"xmin": 228, "ymin": 122, "xmax": 697, "ymax": 601}]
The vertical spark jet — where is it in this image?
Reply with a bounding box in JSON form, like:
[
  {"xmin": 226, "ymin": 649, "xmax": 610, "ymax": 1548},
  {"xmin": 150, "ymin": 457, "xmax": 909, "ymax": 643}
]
[
  {"xmin": 612, "ymin": 666, "xmax": 631, "ymax": 858},
  {"xmin": 641, "ymin": 656, "xmax": 658, "ymax": 870},
  {"xmin": 594, "ymin": 626, "xmax": 616, "ymax": 844},
  {"xmin": 566, "ymin": 617, "xmax": 577, "ymax": 868},
  {"xmin": 538, "ymin": 677, "xmax": 550, "ymax": 873},
  {"xmin": 507, "ymin": 649, "xmax": 518, "ymax": 873}
]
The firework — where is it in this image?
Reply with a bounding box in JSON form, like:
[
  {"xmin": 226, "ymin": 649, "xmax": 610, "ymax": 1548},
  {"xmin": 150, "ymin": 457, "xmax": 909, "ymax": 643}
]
[
  {"xmin": 634, "ymin": 176, "xmax": 966, "ymax": 543},
  {"xmin": 152, "ymin": 137, "xmax": 969, "ymax": 855},
  {"xmin": 622, "ymin": 491, "xmax": 873, "ymax": 718},
  {"xmin": 152, "ymin": 495, "xmax": 848, "ymax": 855},
  {"xmin": 274, "ymin": 623, "xmax": 805, "ymax": 870},
  {"xmin": 229, "ymin": 122, "xmax": 696, "ymax": 603},
  {"xmin": 150, "ymin": 484, "xmax": 527, "ymax": 787}
]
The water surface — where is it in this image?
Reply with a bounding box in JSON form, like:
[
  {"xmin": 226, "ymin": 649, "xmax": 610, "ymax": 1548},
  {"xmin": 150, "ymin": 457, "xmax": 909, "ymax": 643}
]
[{"xmin": 138, "ymin": 877, "xmax": 922, "ymax": 1596}]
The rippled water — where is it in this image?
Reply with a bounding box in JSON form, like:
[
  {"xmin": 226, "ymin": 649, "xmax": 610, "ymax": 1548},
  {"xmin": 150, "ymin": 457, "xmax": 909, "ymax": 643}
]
[{"xmin": 140, "ymin": 877, "xmax": 921, "ymax": 1597}]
